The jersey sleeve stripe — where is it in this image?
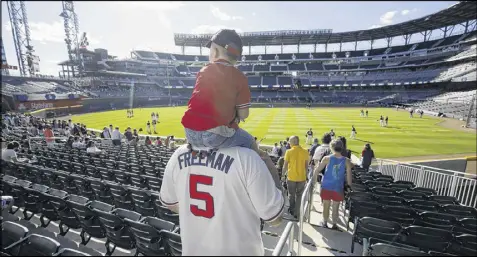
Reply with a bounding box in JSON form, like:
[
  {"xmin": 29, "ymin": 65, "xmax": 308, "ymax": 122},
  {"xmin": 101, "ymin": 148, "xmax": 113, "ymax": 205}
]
[
  {"xmin": 263, "ymin": 197, "xmax": 285, "ymax": 222},
  {"xmin": 236, "ymin": 103, "xmax": 252, "ymax": 109},
  {"xmin": 159, "ymin": 195, "xmax": 178, "ymax": 207}
]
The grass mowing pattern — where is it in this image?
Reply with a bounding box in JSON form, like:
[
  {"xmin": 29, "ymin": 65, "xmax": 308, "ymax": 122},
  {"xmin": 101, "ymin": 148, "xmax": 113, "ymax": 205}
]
[{"xmin": 72, "ymin": 107, "xmax": 476, "ymax": 159}]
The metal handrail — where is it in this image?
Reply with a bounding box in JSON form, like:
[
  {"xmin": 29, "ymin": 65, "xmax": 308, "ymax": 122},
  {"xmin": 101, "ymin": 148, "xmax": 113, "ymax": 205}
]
[
  {"xmin": 377, "ymin": 158, "xmax": 477, "ymax": 207},
  {"xmin": 272, "ymin": 221, "xmax": 296, "ymax": 256},
  {"xmin": 297, "ymin": 179, "xmax": 314, "ymax": 256}
]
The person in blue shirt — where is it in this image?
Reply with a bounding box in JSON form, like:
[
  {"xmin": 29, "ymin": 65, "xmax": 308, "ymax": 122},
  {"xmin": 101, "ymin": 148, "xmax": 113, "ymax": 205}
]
[{"xmin": 312, "ymin": 139, "xmax": 353, "ymax": 230}]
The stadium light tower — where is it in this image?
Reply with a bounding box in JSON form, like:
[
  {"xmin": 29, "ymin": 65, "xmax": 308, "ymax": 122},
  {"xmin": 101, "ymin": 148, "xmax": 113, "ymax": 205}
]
[
  {"xmin": 7, "ymin": 1, "xmax": 36, "ymax": 76},
  {"xmin": 60, "ymin": 1, "xmax": 84, "ymax": 77}
]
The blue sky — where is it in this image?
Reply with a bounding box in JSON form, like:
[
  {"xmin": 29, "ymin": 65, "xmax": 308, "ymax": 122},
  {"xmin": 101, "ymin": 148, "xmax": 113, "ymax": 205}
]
[{"xmin": 2, "ymin": 1, "xmax": 459, "ymax": 76}]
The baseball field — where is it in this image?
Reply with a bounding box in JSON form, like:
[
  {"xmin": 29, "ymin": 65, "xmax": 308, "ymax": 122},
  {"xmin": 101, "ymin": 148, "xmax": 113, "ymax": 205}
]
[{"xmin": 71, "ymin": 107, "xmax": 477, "ymax": 159}]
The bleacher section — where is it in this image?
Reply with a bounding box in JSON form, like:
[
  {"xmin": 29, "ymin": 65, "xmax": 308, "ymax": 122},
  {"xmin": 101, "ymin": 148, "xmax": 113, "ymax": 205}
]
[
  {"xmin": 413, "ymin": 90, "xmax": 476, "ymax": 118},
  {"xmin": 2, "ymin": 125, "xmax": 476, "ymax": 256}
]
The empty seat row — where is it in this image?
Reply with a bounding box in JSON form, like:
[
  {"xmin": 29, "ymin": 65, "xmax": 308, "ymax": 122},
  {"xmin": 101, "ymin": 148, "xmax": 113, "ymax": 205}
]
[
  {"xmin": 1, "ymin": 178, "xmax": 181, "ymax": 256},
  {"xmin": 2, "ymin": 174, "xmax": 176, "ymax": 225},
  {"xmin": 353, "ymin": 217, "xmax": 477, "ymax": 256}
]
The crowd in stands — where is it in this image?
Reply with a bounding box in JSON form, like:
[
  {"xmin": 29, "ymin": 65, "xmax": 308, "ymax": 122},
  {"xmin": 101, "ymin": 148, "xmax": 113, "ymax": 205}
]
[{"xmin": 1, "ymin": 112, "xmax": 179, "ymax": 164}]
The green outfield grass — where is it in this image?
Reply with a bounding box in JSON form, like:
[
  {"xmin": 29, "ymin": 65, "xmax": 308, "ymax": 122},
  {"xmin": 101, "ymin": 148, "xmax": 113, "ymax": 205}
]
[{"xmin": 72, "ymin": 107, "xmax": 476, "ymax": 159}]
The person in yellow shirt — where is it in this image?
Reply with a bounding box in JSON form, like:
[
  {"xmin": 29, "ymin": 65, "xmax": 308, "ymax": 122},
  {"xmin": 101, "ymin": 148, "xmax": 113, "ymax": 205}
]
[{"xmin": 283, "ymin": 136, "xmax": 309, "ymax": 218}]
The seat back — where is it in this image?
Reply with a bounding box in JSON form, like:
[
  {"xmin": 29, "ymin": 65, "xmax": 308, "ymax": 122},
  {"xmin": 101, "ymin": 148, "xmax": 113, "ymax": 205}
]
[
  {"xmin": 92, "ymin": 204, "xmax": 138, "ymax": 250},
  {"xmin": 127, "ymin": 186, "xmax": 156, "ymax": 216},
  {"xmin": 55, "ymin": 248, "xmax": 91, "ymax": 256},
  {"xmin": 367, "ymin": 243, "xmax": 430, "ymax": 256},
  {"xmin": 370, "ymin": 187, "xmax": 397, "ymax": 197},
  {"xmin": 441, "ymin": 204, "xmax": 477, "ymax": 218},
  {"xmin": 429, "ymin": 196, "xmax": 459, "ymax": 205},
  {"xmin": 1, "ymin": 221, "xmax": 29, "ymax": 251},
  {"xmin": 408, "ymin": 200, "xmax": 440, "ymax": 213},
  {"xmin": 125, "ymin": 218, "xmax": 163, "ymax": 256},
  {"xmin": 397, "ymin": 190, "xmax": 426, "ymax": 200},
  {"xmin": 87, "ymin": 178, "xmax": 114, "ymax": 205},
  {"xmin": 66, "ymin": 195, "xmax": 105, "ymax": 238},
  {"xmin": 107, "ymin": 183, "xmax": 134, "ymax": 210},
  {"xmin": 450, "ymin": 234, "xmax": 477, "ymax": 256},
  {"xmin": 349, "ymin": 200, "xmax": 384, "ymax": 221},
  {"xmin": 154, "ymin": 201, "xmax": 180, "ymax": 225},
  {"xmin": 383, "ymin": 206, "xmax": 417, "ymax": 225},
  {"xmin": 453, "ymin": 218, "xmax": 477, "ymax": 235},
  {"xmin": 412, "ymin": 187, "xmax": 436, "ymax": 196},
  {"xmin": 400, "ymin": 225, "xmax": 453, "ymax": 252},
  {"xmin": 375, "ymin": 195, "xmax": 405, "ymax": 207},
  {"xmin": 415, "ymin": 212, "xmax": 457, "ymax": 230},
  {"xmin": 161, "ymin": 230, "xmax": 182, "ymax": 256},
  {"xmin": 17, "ymin": 234, "xmax": 61, "ymax": 256}
]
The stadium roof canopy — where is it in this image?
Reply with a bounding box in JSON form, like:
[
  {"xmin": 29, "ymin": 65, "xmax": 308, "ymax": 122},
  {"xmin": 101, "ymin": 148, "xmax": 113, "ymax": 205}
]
[{"xmin": 174, "ymin": 1, "xmax": 477, "ymax": 47}]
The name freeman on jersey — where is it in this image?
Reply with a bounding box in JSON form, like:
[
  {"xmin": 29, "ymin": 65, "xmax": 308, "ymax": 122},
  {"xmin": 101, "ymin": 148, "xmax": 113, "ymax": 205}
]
[{"xmin": 178, "ymin": 151, "xmax": 235, "ymax": 174}]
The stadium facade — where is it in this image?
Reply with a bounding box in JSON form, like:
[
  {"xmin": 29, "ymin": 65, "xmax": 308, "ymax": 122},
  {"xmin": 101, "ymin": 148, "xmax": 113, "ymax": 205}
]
[{"xmin": 1, "ymin": 1, "xmax": 476, "ymax": 126}]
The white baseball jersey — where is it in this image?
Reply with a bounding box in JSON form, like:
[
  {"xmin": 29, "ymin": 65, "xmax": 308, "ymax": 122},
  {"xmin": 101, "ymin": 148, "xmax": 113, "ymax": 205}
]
[{"xmin": 160, "ymin": 145, "xmax": 284, "ymax": 256}]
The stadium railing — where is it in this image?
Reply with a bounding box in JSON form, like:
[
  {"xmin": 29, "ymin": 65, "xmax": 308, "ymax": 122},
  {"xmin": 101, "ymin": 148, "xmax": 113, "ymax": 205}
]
[
  {"xmin": 272, "ymin": 221, "xmax": 296, "ymax": 256},
  {"xmin": 297, "ymin": 179, "xmax": 315, "ymax": 256},
  {"xmin": 377, "ymin": 159, "xmax": 477, "ymax": 208}
]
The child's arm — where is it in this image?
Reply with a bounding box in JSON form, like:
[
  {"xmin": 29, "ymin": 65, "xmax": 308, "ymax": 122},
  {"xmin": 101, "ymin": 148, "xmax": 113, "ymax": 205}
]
[{"xmin": 235, "ymin": 74, "xmax": 251, "ymax": 122}]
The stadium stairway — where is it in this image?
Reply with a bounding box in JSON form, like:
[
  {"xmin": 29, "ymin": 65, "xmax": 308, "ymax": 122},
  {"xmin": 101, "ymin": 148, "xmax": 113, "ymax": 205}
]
[{"xmin": 262, "ymin": 185, "xmax": 359, "ymax": 256}]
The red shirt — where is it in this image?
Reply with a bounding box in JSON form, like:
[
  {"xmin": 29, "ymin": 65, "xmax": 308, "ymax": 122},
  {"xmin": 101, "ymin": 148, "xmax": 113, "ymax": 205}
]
[
  {"xmin": 181, "ymin": 60, "xmax": 251, "ymax": 131},
  {"xmin": 44, "ymin": 129, "xmax": 54, "ymax": 142}
]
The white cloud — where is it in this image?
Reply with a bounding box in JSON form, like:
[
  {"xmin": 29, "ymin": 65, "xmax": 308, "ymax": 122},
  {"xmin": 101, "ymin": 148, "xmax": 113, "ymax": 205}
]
[
  {"xmin": 380, "ymin": 11, "xmax": 397, "ymax": 25},
  {"xmin": 23, "ymin": 20, "xmax": 101, "ymax": 46},
  {"xmin": 252, "ymin": 12, "xmax": 256, "ymax": 16},
  {"xmin": 114, "ymin": 2, "xmax": 184, "ymax": 30},
  {"xmin": 29, "ymin": 20, "xmax": 65, "ymax": 43},
  {"xmin": 210, "ymin": 5, "xmax": 243, "ymax": 21},
  {"xmin": 368, "ymin": 24, "xmax": 383, "ymax": 29},
  {"xmin": 191, "ymin": 25, "xmax": 243, "ymax": 35},
  {"xmin": 401, "ymin": 8, "xmax": 418, "ymax": 16},
  {"xmin": 116, "ymin": 1, "xmax": 184, "ymax": 12}
]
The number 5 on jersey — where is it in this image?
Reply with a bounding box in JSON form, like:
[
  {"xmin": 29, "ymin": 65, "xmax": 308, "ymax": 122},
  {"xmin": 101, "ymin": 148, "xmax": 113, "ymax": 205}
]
[{"xmin": 189, "ymin": 174, "xmax": 215, "ymax": 219}]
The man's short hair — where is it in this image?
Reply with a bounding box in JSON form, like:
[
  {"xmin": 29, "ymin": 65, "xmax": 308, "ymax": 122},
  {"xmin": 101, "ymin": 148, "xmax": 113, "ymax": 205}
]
[
  {"xmin": 289, "ymin": 136, "xmax": 299, "ymax": 146},
  {"xmin": 313, "ymin": 138, "xmax": 319, "ymax": 143},
  {"xmin": 322, "ymin": 133, "xmax": 332, "ymax": 144}
]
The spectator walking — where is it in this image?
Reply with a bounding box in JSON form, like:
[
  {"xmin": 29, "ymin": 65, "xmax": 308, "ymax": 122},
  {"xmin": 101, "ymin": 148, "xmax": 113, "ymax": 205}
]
[
  {"xmin": 111, "ymin": 127, "xmax": 122, "ymax": 146},
  {"xmin": 102, "ymin": 127, "xmax": 111, "ymax": 139},
  {"xmin": 271, "ymin": 143, "xmax": 281, "ymax": 157},
  {"xmin": 145, "ymin": 136, "xmax": 152, "ymax": 145},
  {"xmin": 338, "ymin": 136, "xmax": 352, "ymax": 159},
  {"xmin": 312, "ymin": 133, "xmax": 333, "ymax": 182},
  {"xmin": 281, "ymin": 141, "xmax": 288, "ymax": 156},
  {"xmin": 283, "ymin": 136, "xmax": 309, "ymax": 218},
  {"xmin": 312, "ymin": 139, "xmax": 353, "ymax": 229},
  {"xmin": 155, "ymin": 137, "xmax": 163, "ymax": 146},
  {"xmin": 361, "ymin": 144, "xmax": 375, "ymax": 172},
  {"xmin": 44, "ymin": 125, "xmax": 55, "ymax": 148},
  {"xmin": 124, "ymin": 128, "xmax": 133, "ymax": 142}
]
